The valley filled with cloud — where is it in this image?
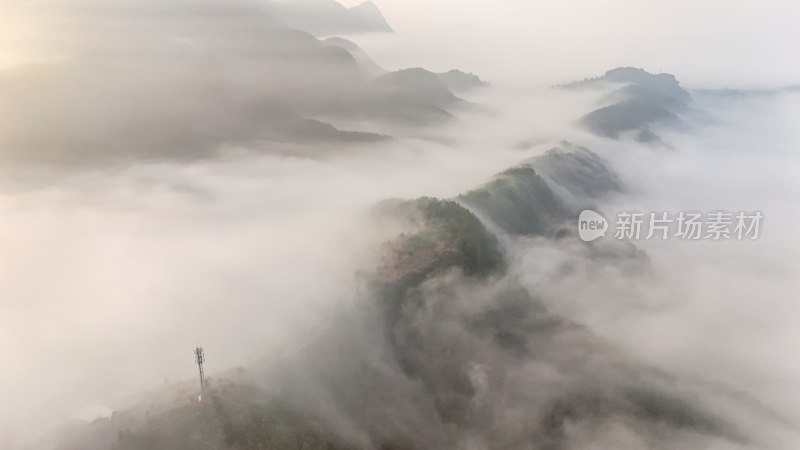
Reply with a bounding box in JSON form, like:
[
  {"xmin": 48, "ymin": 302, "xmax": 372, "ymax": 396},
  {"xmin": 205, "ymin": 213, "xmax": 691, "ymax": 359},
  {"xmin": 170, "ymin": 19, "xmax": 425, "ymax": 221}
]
[{"xmin": 0, "ymin": 1, "xmax": 798, "ymax": 449}]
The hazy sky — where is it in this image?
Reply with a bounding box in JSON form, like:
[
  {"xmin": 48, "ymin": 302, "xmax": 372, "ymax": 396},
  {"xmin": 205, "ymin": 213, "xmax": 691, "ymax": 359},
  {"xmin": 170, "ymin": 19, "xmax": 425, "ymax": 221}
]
[
  {"xmin": 2, "ymin": 0, "xmax": 800, "ymax": 86},
  {"xmin": 343, "ymin": 0, "xmax": 800, "ymax": 87}
]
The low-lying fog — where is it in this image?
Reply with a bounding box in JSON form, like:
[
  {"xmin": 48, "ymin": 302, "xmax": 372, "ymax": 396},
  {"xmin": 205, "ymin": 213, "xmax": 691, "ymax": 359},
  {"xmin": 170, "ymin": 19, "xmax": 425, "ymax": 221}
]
[{"xmin": 0, "ymin": 1, "xmax": 799, "ymax": 448}]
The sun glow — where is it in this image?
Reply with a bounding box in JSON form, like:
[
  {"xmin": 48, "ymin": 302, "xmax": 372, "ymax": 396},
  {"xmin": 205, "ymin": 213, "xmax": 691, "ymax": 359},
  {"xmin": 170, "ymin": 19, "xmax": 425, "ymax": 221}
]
[{"xmin": 0, "ymin": 4, "xmax": 55, "ymax": 69}]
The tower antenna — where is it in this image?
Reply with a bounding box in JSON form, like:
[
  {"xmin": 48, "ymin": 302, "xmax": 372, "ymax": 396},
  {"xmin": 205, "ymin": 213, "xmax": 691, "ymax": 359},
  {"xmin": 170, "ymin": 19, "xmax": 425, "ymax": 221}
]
[{"xmin": 195, "ymin": 346, "xmax": 206, "ymax": 401}]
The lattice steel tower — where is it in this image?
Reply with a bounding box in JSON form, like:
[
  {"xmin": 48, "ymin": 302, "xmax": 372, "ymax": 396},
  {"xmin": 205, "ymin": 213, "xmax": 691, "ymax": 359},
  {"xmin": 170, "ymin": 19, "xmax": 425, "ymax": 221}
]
[{"xmin": 195, "ymin": 346, "xmax": 206, "ymax": 400}]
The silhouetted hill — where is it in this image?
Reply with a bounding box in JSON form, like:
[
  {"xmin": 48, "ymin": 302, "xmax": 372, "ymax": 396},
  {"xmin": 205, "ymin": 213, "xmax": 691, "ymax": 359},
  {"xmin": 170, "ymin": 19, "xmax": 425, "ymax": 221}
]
[
  {"xmin": 567, "ymin": 67, "xmax": 691, "ymax": 142},
  {"xmin": 435, "ymin": 70, "xmax": 488, "ymax": 93},
  {"xmin": 374, "ymin": 68, "xmax": 460, "ymax": 105},
  {"xmin": 348, "ymin": 1, "xmax": 393, "ymax": 32},
  {"xmin": 0, "ymin": 1, "xmax": 478, "ymax": 167},
  {"xmin": 324, "ymin": 37, "xmax": 386, "ymax": 78},
  {"xmin": 580, "ymin": 97, "xmax": 685, "ymax": 141},
  {"xmin": 265, "ymin": 0, "xmax": 393, "ymax": 36},
  {"xmin": 601, "ymin": 67, "xmax": 690, "ymax": 102},
  {"xmin": 357, "ymin": 68, "xmax": 462, "ymax": 126}
]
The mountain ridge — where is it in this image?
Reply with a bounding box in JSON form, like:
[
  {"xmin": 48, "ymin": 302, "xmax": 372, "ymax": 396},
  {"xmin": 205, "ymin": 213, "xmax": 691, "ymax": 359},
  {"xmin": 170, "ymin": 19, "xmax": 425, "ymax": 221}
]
[
  {"xmin": 265, "ymin": 0, "xmax": 393, "ymax": 36},
  {"xmin": 566, "ymin": 67, "xmax": 692, "ymax": 143}
]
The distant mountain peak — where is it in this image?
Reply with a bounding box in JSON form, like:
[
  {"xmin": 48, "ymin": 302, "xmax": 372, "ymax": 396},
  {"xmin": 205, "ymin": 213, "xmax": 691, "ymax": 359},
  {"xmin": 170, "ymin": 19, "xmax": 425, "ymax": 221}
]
[
  {"xmin": 566, "ymin": 67, "xmax": 691, "ymax": 143},
  {"xmin": 436, "ymin": 69, "xmax": 488, "ymax": 92},
  {"xmin": 347, "ymin": 1, "xmax": 393, "ymax": 31},
  {"xmin": 603, "ymin": 67, "xmax": 683, "ymax": 91},
  {"xmin": 354, "ymin": 0, "xmax": 379, "ymax": 9},
  {"xmin": 375, "ymin": 68, "xmax": 457, "ymax": 100},
  {"xmin": 267, "ymin": 0, "xmax": 392, "ymax": 36},
  {"xmin": 324, "ymin": 36, "xmax": 386, "ymax": 77}
]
